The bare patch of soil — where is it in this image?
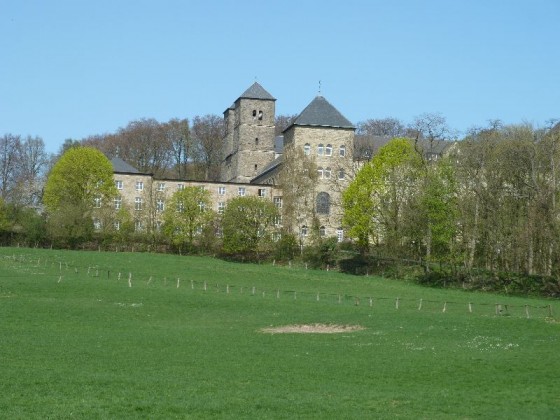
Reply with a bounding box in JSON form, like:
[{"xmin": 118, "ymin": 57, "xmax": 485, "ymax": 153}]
[{"xmin": 260, "ymin": 323, "xmax": 365, "ymax": 334}]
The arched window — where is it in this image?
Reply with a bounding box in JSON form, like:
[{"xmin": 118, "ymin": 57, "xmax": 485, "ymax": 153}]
[
  {"xmin": 339, "ymin": 145, "xmax": 346, "ymax": 157},
  {"xmin": 317, "ymin": 167, "xmax": 323, "ymax": 179},
  {"xmin": 304, "ymin": 143, "xmax": 311, "ymax": 155},
  {"xmin": 325, "ymin": 144, "xmax": 332, "ymax": 156},
  {"xmin": 316, "ymin": 192, "xmax": 330, "ymax": 214},
  {"xmin": 317, "ymin": 144, "xmax": 324, "ymax": 156},
  {"xmin": 324, "ymin": 167, "xmax": 331, "ymax": 179},
  {"xmin": 301, "ymin": 225, "xmax": 308, "ymax": 236}
]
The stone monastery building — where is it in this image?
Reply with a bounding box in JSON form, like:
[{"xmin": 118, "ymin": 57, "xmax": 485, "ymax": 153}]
[{"xmin": 111, "ymin": 82, "xmax": 371, "ymax": 241}]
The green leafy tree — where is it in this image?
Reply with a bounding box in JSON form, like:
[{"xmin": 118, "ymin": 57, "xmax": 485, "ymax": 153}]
[
  {"xmin": 43, "ymin": 147, "xmax": 117, "ymax": 246},
  {"xmin": 222, "ymin": 196, "xmax": 278, "ymax": 258},
  {"xmin": 343, "ymin": 138, "xmax": 421, "ymax": 253},
  {"xmin": 162, "ymin": 186, "xmax": 214, "ymax": 252}
]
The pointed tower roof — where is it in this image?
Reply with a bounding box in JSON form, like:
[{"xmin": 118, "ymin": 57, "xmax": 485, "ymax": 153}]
[
  {"xmin": 238, "ymin": 82, "xmax": 276, "ymax": 101},
  {"xmin": 289, "ymin": 96, "xmax": 354, "ymax": 129}
]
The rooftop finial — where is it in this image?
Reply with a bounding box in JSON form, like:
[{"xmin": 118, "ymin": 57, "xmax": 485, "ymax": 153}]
[{"xmin": 318, "ymin": 80, "xmax": 322, "ymax": 95}]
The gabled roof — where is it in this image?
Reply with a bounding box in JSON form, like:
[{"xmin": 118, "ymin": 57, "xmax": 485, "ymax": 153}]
[
  {"xmin": 287, "ymin": 96, "xmax": 354, "ymax": 130},
  {"xmin": 238, "ymin": 82, "xmax": 276, "ymax": 101},
  {"xmin": 111, "ymin": 156, "xmax": 140, "ymax": 174}
]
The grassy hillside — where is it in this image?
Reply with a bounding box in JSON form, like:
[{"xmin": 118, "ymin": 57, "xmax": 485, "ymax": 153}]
[{"xmin": 1, "ymin": 247, "xmax": 559, "ymax": 418}]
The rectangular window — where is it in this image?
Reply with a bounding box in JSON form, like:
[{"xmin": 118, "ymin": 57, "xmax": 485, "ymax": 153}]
[
  {"xmin": 198, "ymin": 201, "xmax": 205, "ymax": 212},
  {"xmin": 115, "ymin": 180, "xmax": 123, "ymax": 190},
  {"xmin": 238, "ymin": 187, "xmax": 246, "ymax": 196},
  {"xmin": 157, "ymin": 182, "xmax": 165, "ymax": 192},
  {"xmin": 135, "ymin": 181, "xmax": 143, "ymax": 191},
  {"xmin": 274, "ymin": 215, "xmax": 282, "ymax": 226},
  {"xmin": 325, "ymin": 144, "xmax": 332, "ymax": 156},
  {"xmin": 218, "ymin": 186, "xmax": 226, "ymax": 195},
  {"xmin": 339, "ymin": 145, "xmax": 346, "ymax": 157},
  {"xmin": 273, "ymin": 196, "xmax": 282, "ymax": 208},
  {"xmin": 113, "ymin": 220, "xmax": 120, "ymax": 231},
  {"xmin": 93, "ymin": 219, "xmax": 101, "ymax": 231},
  {"xmin": 135, "ymin": 220, "xmax": 143, "ymax": 232},
  {"xmin": 114, "ymin": 196, "xmax": 122, "ymax": 210},
  {"xmin": 135, "ymin": 197, "xmax": 143, "ymax": 211},
  {"xmin": 156, "ymin": 199, "xmax": 164, "ymax": 212},
  {"xmin": 258, "ymin": 188, "xmax": 267, "ymax": 197},
  {"xmin": 336, "ymin": 229, "xmax": 344, "ymax": 242},
  {"xmin": 217, "ymin": 202, "xmax": 225, "ymax": 214},
  {"xmin": 93, "ymin": 196, "xmax": 101, "ymax": 208},
  {"xmin": 177, "ymin": 184, "xmax": 184, "ymax": 191}
]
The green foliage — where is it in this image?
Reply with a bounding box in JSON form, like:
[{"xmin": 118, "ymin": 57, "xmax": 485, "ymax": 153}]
[
  {"xmin": 43, "ymin": 147, "xmax": 117, "ymax": 247},
  {"xmin": 222, "ymin": 196, "xmax": 278, "ymax": 258},
  {"xmin": 272, "ymin": 231, "xmax": 299, "ymax": 261},
  {"xmin": 343, "ymin": 138, "xmax": 422, "ymax": 252},
  {"xmin": 0, "ymin": 198, "xmax": 9, "ymax": 232},
  {"xmin": 162, "ymin": 186, "xmax": 215, "ymax": 252},
  {"xmin": 302, "ymin": 236, "xmax": 338, "ymax": 269},
  {"xmin": 43, "ymin": 146, "xmax": 116, "ymax": 211}
]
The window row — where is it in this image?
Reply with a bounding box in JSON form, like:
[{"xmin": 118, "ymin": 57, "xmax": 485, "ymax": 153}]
[
  {"xmin": 317, "ymin": 167, "xmax": 346, "ymax": 180},
  {"xmin": 300, "ymin": 225, "xmax": 344, "ymax": 242},
  {"xmin": 112, "ymin": 197, "xmax": 281, "ymax": 214},
  {"xmin": 303, "ymin": 144, "xmax": 346, "ymax": 157},
  {"xmin": 112, "ymin": 182, "xmax": 266, "ymax": 198}
]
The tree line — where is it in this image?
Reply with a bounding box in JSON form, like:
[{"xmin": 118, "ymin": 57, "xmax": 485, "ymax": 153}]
[{"xmin": 343, "ymin": 119, "xmax": 560, "ymax": 296}]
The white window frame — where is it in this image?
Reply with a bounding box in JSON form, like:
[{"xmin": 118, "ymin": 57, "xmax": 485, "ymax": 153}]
[
  {"xmin": 134, "ymin": 197, "xmax": 143, "ymax": 211},
  {"xmin": 339, "ymin": 145, "xmax": 346, "ymax": 157},
  {"xmin": 325, "ymin": 144, "xmax": 332, "ymax": 156},
  {"xmin": 156, "ymin": 199, "xmax": 164, "ymax": 212},
  {"xmin": 218, "ymin": 186, "xmax": 226, "ymax": 195},
  {"xmin": 273, "ymin": 196, "xmax": 282, "ymax": 208},
  {"xmin": 317, "ymin": 144, "xmax": 324, "ymax": 156},
  {"xmin": 303, "ymin": 143, "xmax": 311, "ymax": 155},
  {"xmin": 135, "ymin": 181, "xmax": 144, "ymax": 192},
  {"xmin": 336, "ymin": 229, "xmax": 344, "ymax": 242},
  {"xmin": 114, "ymin": 196, "xmax": 122, "ymax": 210},
  {"xmin": 115, "ymin": 180, "xmax": 123, "ymax": 190},
  {"xmin": 157, "ymin": 182, "xmax": 165, "ymax": 192},
  {"xmin": 217, "ymin": 202, "xmax": 225, "ymax": 214},
  {"xmin": 238, "ymin": 187, "xmax": 246, "ymax": 197}
]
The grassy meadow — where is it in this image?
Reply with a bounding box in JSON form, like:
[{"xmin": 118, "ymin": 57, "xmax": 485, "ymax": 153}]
[{"xmin": 1, "ymin": 247, "xmax": 559, "ymax": 418}]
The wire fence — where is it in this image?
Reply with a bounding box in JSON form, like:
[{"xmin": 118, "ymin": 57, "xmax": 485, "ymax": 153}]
[{"xmin": 1, "ymin": 253, "xmax": 555, "ymax": 320}]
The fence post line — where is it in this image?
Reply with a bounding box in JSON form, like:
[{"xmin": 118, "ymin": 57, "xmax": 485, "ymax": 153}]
[
  {"xmin": 442, "ymin": 302, "xmax": 447, "ymax": 313},
  {"xmin": 548, "ymin": 305, "xmax": 553, "ymax": 317},
  {"xmin": 191, "ymin": 279, "xmax": 194, "ymax": 289},
  {"xmin": 338, "ymin": 294, "xmax": 341, "ymax": 304},
  {"xmin": 128, "ymin": 273, "xmax": 132, "ymax": 288},
  {"xmin": 468, "ymin": 302, "xmax": 473, "ymax": 313},
  {"xmin": 277, "ymin": 289, "xmax": 280, "ymax": 299},
  {"xmin": 369, "ymin": 297, "xmax": 373, "ymax": 307},
  {"xmin": 203, "ymin": 281, "xmax": 207, "ymax": 291},
  {"xmin": 395, "ymin": 297, "xmax": 400, "ymax": 310},
  {"xmin": 316, "ymin": 293, "xmax": 320, "ymax": 301},
  {"xmin": 525, "ymin": 305, "xmax": 530, "ymax": 318},
  {"xmin": 227, "ymin": 284, "xmax": 230, "ymax": 294},
  {"xmin": 418, "ymin": 299, "xmax": 423, "ymax": 311},
  {"xmin": 252, "ymin": 286, "xmax": 255, "ymax": 295},
  {"xmin": 176, "ymin": 278, "xmax": 180, "ymax": 288}
]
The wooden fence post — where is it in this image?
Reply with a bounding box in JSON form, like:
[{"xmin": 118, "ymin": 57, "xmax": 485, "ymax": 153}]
[
  {"xmin": 395, "ymin": 298, "xmax": 400, "ymax": 310},
  {"xmin": 418, "ymin": 299, "xmax": 423, "ymax": 311}
]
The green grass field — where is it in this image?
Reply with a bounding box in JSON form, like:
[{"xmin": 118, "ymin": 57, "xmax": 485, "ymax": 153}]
[{"xmin": 1, "ymin": 247, "xmax": 559, "ymax": 418}]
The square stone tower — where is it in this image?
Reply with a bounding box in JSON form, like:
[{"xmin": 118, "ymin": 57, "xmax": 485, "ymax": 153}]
[{"xmin": 222, "ymin": 82, "xmax": 277, "ymax": 183}]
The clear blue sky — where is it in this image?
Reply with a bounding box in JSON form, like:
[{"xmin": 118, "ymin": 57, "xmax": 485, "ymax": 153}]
[{"xmin": 2, "ymin": 0, "xmax": 559, "ymax": 153}]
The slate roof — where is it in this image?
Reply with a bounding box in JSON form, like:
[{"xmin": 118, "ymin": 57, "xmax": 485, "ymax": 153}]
[
  {"xmin": 111, "ymin": 156, "xmax": 140, "ymax": 174},
  {"xmin": 287, "ymin": 96, "xmax": 354, "ymax": 130},
  {"xmin": 239, "ymin": 82, "xmax": 276, "ymax": 101}
]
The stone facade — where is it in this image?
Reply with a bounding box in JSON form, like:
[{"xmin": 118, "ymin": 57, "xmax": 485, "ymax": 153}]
[{"xmin": 222, "ymin": 84, "xmax": 277, "ymax": 183}]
